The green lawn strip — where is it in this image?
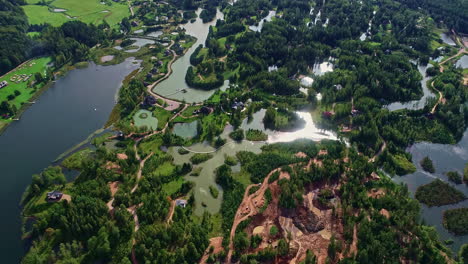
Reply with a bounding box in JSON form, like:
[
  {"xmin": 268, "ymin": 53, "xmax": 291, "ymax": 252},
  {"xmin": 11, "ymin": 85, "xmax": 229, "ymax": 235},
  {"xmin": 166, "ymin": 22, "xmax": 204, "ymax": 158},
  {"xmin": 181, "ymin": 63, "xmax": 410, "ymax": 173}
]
[
  {"xmin": 162, "ymin": 178, "xmax": 185, "ymax": 196},
  {"xmin": 153, "ymin": 107, "xmax": 172, "ymax": 130},
  {"xmin": 155, "ymin": 161, "xmax": 176, "ymax": 176}
]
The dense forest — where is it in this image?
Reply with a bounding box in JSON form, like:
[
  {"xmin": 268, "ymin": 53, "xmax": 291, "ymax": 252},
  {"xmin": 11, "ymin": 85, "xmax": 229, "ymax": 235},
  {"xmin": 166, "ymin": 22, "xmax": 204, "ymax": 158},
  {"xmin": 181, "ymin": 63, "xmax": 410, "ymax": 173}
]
[{"xmin": 0, "ymin": 0, "xmax": 30, "ymax": 74}]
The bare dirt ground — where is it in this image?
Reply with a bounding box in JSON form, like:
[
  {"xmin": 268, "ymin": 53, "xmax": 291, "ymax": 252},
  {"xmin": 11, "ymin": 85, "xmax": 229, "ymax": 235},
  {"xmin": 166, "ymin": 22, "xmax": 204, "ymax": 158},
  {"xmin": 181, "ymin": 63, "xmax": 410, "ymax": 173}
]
[
  {"xmin": 166, "ymin": 198, "xmax": 176, "ymax": 224},
  {"xmin": 107, "ymin": 181, "xmax": 120, "ymax": 212},
  {"xmin": 226, "ymin": 168, "xmax": 282, "ymax": 263},
  {"xmin": 117, "ymin": 153, "xmax": 128, "ymax": 160},
  {"xmin": 61, "ymin": 194, "xmax": 71, "ymax": 202},
  {"xmin": 199, "ymin": 237, "xmax": 224, "ymax": 264},
  {"xmin": 367, "ymin": 188, "xmax": 386, "ymax": 199}
]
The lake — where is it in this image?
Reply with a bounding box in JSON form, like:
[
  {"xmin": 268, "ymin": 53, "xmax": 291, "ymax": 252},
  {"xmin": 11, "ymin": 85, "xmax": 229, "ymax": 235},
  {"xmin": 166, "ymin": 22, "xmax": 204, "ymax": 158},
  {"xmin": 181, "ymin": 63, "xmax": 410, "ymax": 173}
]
[{"xmin": 0, "ymin": 58, "xmax": 140, "ymax": 262}]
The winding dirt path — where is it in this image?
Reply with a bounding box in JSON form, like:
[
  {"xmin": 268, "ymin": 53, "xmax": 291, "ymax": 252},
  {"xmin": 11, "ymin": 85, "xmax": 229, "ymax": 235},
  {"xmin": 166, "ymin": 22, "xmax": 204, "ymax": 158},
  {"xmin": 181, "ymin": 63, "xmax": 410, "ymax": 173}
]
[
  {"xmin": 439, "ymin": 48, "xmax": 467, "ymax": 73},
  {"xmin": 166, "ymin": 199, "xmax": 177, "ymax": 224},
  {"xmin": 226, "ymin": 168, "xmax": 281, "ymax": 263}
]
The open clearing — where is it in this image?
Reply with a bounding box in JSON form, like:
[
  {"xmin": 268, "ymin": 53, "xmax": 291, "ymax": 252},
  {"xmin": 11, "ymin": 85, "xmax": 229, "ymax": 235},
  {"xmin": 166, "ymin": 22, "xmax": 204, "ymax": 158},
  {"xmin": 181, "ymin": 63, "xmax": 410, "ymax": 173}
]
[{"xmin": 23, "ymin": 0, "xmax": 130, "ymax": 27}]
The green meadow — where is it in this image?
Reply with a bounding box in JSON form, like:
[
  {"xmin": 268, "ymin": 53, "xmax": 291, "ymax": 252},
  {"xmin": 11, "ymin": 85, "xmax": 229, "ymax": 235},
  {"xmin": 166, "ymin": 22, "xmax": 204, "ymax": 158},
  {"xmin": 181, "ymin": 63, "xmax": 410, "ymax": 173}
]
[{"xmin": 23, "ymin": 0, "xmax": 130, "ymax": 27}]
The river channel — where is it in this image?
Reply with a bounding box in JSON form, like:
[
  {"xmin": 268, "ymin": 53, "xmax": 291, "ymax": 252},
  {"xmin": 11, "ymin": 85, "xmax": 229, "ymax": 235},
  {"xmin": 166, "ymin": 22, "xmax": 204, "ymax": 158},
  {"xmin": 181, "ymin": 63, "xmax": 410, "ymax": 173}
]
[
  {"xmin": 0, "ymin": 58, "xmax": 140, "ymax": 262},
  {"xmin": 151, "ymin": 8, "xmax": 229, "ymax": 103}
]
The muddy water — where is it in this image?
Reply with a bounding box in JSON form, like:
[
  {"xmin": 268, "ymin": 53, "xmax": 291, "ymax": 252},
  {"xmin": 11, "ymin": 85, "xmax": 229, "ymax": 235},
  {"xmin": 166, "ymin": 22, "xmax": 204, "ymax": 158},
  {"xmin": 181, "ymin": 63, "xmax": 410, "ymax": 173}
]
[
  {"xmin": 393, "ymin": 129, "xmax": 468, "ymax": 252},
  {"xmin": 151, "ymin": 9, "xmax": 228, "ymax": 103}
]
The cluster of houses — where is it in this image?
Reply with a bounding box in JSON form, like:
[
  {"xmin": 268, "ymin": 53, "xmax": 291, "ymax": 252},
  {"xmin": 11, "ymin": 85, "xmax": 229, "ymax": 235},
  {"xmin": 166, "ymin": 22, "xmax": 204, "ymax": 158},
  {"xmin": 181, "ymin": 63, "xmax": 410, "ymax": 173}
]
[
  {"xmin": 10, "ymin": 73, "xmax": 32, "ymax": 84},
  {"xmin": 0, "ymin": 81, "xmax": 8, "ymax": 89}
]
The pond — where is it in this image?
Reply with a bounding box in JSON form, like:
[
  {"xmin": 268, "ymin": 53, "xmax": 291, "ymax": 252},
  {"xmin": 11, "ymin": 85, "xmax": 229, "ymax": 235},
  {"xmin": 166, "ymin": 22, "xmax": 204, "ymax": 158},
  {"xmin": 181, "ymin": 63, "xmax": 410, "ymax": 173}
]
[
  {"xmin": 0, "ymin": 57, "xmax": 140, "ymax": 262},
  {"xmin": 150, "ymin": 8, "xmax": 228, "ymax": 103},
  {"xmin": 456, "ymin": 55, "xmax": 468, "ymax": 69},
  {"xmin": 133, "ymin": 109, "xmax": 158, "ymax": 130},
  {"xmin": 249, "ymin": 11, "xmax": 276, "ymax": 32},
  {"xmin": 147, "ymin": 30, "xmax": 163, "ymax": 38},
  {"xmin": 114, "ymin": 38, "xmax": 155, "ymax": 53},
  {"xmin": 172, "ymin": 121, "xmax": 198, "ymax": 139},
  {"xmin": 393, "ymin": 128, "xmax": 468, "ymax": 252},
  {"xmin": 440, "ymin": 33, "xmax": 456, "ymax": 46}
]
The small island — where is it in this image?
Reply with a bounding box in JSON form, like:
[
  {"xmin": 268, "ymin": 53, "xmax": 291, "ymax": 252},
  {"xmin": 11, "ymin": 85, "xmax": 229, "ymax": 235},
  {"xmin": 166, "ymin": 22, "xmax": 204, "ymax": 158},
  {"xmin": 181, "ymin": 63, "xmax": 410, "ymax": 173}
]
[
  {"xmin": 443, "ymin": 208, "xmax": 468, "ymax": 235},
  {"xmin": 415, "ymin": 179, "xmax": 466, "ymax": 207}
]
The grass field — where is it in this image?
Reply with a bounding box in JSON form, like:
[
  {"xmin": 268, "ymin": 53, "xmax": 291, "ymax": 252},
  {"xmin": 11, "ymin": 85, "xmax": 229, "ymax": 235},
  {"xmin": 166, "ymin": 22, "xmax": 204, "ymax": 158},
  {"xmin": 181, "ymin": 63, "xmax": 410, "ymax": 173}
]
[
  {"xmin": 23, "ymin": 0, "xmax": 130, "ymax": 27},
  {"xmin": 23, "ymin": 5, "xmax": 69, "ymax": 27},
  {"xmin": 0, "ymin": 57, "xmax": 51, "ymax": 111}
]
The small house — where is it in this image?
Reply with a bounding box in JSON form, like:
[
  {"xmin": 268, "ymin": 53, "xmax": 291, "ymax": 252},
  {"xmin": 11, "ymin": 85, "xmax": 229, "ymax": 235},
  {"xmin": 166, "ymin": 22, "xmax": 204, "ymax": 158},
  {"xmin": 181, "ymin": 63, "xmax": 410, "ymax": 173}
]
[
  {"xmin": 176, "ymin": 199, "xmax": 187, "ymax": 208},
  {"xmin": 0, "ymin": 81, "xmax": 8, "ymax": 89},
  {"xmin": 46, "ymin": 191, "xmax": 63, "ymax": 201}
]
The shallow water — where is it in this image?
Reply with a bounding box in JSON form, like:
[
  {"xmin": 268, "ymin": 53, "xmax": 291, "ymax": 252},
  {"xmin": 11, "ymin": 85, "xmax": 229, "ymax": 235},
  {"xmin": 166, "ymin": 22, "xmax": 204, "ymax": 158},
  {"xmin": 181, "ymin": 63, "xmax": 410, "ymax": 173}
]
[
  {"xmin": 440, "ymin": 33, "xmax": 456, "ymax": 46},
  {"xmin": 456, "ymin": 55, "xmax": 468, "ymax": 69},
  {"xmin": 0, "ymin": 58, "xmax": 140, "ymax": 262},
  {"xmin": 172, "ymin": 121, "xmax": 198, "ymax": 139},
  {"xmin": 133, "ymin": 109, "xmax": 158, "ymax": 130},
  {"xmin": 249, "ymin": 11, "xmax": 276, "ymax": 32}
]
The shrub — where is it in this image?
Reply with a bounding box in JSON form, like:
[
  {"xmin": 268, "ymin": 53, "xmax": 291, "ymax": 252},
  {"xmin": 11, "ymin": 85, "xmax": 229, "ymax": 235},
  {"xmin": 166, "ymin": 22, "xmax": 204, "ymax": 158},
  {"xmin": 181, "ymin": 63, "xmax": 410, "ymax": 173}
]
[
  {"xmin": 190, "ymin": 153, "xmax": 213, "ymax": 164},
  {"xmin": 269, "ymin": 226, "xmax": 278, "ymax": 236},
  {"xmin": 229, "ymin": 129, "xmax": 244, "ymax": 141},
  {"xmin": 209, "ymin": 185, "xmax": 219, "ymax": 198},
  {"xmin": 420, "ymin": 156, "xmax": 435, "ymax": 173},
  {"xmin": 446, "ymin": 171, "xmax": 462, "ymax": 184}
]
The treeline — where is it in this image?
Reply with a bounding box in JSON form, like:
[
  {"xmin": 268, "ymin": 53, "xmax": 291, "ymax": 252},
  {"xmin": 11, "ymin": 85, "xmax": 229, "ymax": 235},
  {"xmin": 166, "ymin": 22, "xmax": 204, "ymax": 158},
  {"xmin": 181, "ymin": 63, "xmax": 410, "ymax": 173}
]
[
  {"xmin": 0, "ymin": 0, "xmax": 31, "ymax": 74},
  {"xmin": 118, "ymin": 79, "xmax": 146, "ymax": 116}
]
